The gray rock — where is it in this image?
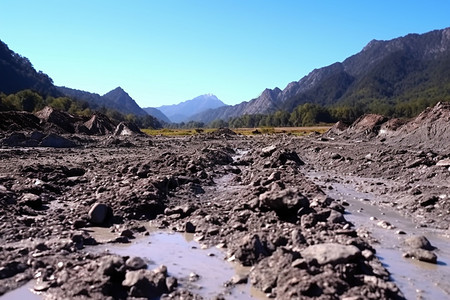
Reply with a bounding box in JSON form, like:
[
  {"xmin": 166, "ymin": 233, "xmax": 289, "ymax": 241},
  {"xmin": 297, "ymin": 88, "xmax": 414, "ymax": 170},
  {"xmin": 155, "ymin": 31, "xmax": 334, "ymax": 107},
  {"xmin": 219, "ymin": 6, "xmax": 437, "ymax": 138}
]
[
  {"xmin": 261, "ymin": 145, "xmax": 277, "ymax": 157},
  {"xmin": 231, "ymin": 274, "xmax": 248, "ymax": 284},
  {"xmin": 301, "ymin": 243, "xmax": 361, "ymax": 265},
  {"xmin": 88, "ymin": 203, "xmax": 113, "ymax": 225},
  {"xmin": 123, "ymin": 270, "xmax": 158, "ymax": 298},
  {"xmin": 20, "ymin": 193, "xmax": 42, "ymax": 209},
  {"xmin": 125, "ymin": 256, "xmax": 147, "ymax": 270},
  {"xmin": 185, "ymin": 221, "xmax": 196, "ymax": 233},
  {"xmin": 403, "ymin": 249, "xmax": 437, "ymax": 264},
  {"xmin": 259, "ymin": 188, "xmax": 309, "ymax": 216},
  {"xmin": 404, "ymin": 235, "xmax": 435, "ymax": 250}
]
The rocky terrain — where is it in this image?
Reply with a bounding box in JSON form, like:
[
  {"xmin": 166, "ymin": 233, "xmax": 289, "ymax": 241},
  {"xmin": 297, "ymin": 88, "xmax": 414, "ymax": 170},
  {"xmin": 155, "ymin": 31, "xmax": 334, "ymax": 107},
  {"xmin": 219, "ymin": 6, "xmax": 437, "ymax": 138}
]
[{"xmin": 1, "ymin": 102, "xmax": 449, "ymax": 299}]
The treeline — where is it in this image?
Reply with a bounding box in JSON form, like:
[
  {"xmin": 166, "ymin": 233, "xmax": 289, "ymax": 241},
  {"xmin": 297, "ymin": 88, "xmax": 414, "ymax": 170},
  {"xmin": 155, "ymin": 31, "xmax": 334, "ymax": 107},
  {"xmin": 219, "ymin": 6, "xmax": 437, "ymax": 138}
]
[
  {"xmin": 207, "ymin": 97, "xmax": 444, "ymax": 129},
  {"xmin": 0, "ymin": 89, "xmax": 162, "ymax": 129}
]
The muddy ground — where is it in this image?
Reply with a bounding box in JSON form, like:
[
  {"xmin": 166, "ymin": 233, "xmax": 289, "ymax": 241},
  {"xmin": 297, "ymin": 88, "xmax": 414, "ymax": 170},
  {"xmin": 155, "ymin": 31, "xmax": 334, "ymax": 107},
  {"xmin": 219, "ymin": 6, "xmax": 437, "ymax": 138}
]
[{"xmin": 1, "ymin": 103, "xmax": 450, "ymax": 299}]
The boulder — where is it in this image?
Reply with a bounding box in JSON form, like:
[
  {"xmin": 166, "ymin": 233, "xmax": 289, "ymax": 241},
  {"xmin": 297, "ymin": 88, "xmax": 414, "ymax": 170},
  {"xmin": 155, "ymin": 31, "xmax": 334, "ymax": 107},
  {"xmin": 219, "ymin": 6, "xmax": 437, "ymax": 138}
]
[
  {"xmin": 403, "ymin": 249, "xmax": 437, "ymax": 264},
  {"xmin": 20, "ymin": 193, "xmax": 42, "ymax": 209},
  {"xmin": 125, "ymin": 257, "xmax": 147, "ymax": 271},
  {"xmin": 301, "ymin": 243, "xmax": 361, "ymax": 265},
  {"xmin": 88, "ymin": 203, "xmax": 113, "ymax": 225},
  {"xmin": 259, "ymin": 188, "xmax": 309, "ymax": 217},
  {"xmin": 404, "ymin": 235, "xmax": 435, "ymax": 250}
]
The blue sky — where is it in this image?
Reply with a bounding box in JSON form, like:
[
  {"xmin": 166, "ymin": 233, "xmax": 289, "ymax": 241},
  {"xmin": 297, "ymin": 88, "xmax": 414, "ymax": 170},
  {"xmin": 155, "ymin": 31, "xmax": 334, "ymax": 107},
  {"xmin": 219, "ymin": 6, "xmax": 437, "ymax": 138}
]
[{"xmin": 1, "ymin": 1, "xmax": 449, "ymax": 107}]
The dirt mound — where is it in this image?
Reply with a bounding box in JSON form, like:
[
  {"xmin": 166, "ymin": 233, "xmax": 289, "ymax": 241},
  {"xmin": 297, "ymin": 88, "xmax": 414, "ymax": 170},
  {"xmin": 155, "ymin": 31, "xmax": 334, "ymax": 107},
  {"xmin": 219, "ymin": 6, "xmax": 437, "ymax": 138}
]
[
  {"xmin": 346, "ymin": 114, "xmax": 388, "ymax": 137},
  {"xmin": 1, "ymin": 131, "xmax": 78, "ymax": 148},
  {"xmin": 0, "ymin": 111, "xmax": 41, "ymax": 132},
  {"xmin": 324, "ymin": 120, "xmax": 349, "ymax": 137},
  {"xmin": 84, "ymin": 113, "xmax": 116, "ymax": 135},
  {"xmin": 378, "ymin": 118, "xmax": 408, "ymax": 137},
  {"xmin": 113, "ymin": 122, "xmax": 143, "ymax": 136},
  {"xmin": 325, "ymin": 114, "xmax": 388, "ymax": 140},
  {"xmin": 387, "ymin": 102, "xmax": 450, "ymax": 152},
  {"xmin": 34, "ymin": 106, "xmax": 82, "ymax": 134}
]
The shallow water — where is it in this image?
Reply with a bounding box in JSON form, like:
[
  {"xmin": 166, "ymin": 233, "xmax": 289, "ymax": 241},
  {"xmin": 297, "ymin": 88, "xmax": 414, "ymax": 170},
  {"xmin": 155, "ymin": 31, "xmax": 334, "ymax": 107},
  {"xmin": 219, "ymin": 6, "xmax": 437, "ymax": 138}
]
[
  {"xmin": 309, "ymin": 172, "xmax": 450, "ymax": 300},
  {"xmin": 88, "ymin": 229, "xmax": 267, "ymax": 299},
  {"xmin": 0, "ymin": 281, "xmax": 41, "ymax": 300}
]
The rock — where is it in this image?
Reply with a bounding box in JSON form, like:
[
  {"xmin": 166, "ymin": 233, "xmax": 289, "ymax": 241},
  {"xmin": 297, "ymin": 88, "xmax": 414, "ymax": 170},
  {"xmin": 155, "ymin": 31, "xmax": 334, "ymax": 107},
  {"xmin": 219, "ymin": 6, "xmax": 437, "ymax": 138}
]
[
  {"xmin": 185, "ymin": 221, "xmax": 196, "ymax": 233},
  {"xmin": 123, "ymin": 270, "xmax": 159, "ymax": 298},
  {"xmin": 125, "ymin": 257, "xmax": 147, "ymax": 270},
  {"xmin": 331, "ymin": 153, "xmax": 342, "ymax": 160},
  {"xmin": 88, "ymin": 203, "xmax": 113, "ymax": 225},
  {"xmin": 20, "ymin": 193, "xmax": 42, "ymax": 209},
  {"xmin": 231, "ymin": 274, "xmax": 248, "ymax": 284},
  {"xmin": 327, "ymin": 210, "xmax": 346, "ymax": 224},
  {"xmin": 165, "ymin": 277, "xmax": 177, "ymax": 292},
  {"xmin": 403, "ymin": 249, "xmax": 437, "ymax": 264},
  {"xmin": 233, "ymin": 234, "xmax": 271, "ymax": 266},
  {"xmin": 114, "ymin": 122, "xmax": 142, "ymax": 136},
  {"xmin": 376, "ymin": 220, "xmax": 395, "ymax": 229},
  {"xmin": 301, "ymin": 243, "xmax": 361, "ymax": 265},
  {"xmin": 261, "ymin": 145, "xmax": 277, "ymax": 157},
  {"xmin": 404, "ymin": 235, "xmax": 435, "ymax": 250},
  {"xmin": 436, "ymin": 158, "xmax": 450, "ymax": 167},
  {"xmin": 120, "ymin": 229, "xmax": 134, "ymax": 238},
  {"xmin": 97, "ymin": 256, "xmax": 125, "ymax": 279},
  {"xmin": 420, "ymin": 196, "xmax": 439, "ymax": 207},
  {"xmin": 259, "ymin": 188, "xmax": 309, "ymax": 217}
]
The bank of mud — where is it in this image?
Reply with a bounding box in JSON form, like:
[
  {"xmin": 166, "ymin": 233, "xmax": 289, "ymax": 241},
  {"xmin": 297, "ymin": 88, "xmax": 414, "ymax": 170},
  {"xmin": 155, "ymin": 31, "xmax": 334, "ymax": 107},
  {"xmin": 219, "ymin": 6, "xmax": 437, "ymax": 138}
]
[
  {"xmin": 0, "ymin": 132, "xmax": 402, "ymax": 299},
  {"xmin": 1, "ymin": 103, "xmax": 450, "ymax": 299}
]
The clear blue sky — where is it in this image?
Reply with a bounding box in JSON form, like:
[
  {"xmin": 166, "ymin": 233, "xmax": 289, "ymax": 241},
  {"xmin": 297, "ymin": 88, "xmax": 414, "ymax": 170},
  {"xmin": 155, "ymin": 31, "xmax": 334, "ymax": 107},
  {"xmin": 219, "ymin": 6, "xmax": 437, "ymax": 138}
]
[{"xmin": 1, "ymin": 1, "xmax": 449, "ymax": 107}]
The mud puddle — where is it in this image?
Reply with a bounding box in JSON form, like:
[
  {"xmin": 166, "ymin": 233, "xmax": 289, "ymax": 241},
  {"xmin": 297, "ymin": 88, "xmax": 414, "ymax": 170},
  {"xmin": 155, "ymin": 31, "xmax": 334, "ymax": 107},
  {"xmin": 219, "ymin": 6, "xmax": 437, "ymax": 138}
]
[
  {"xmin": 0, "ymin": 281, "xmax": 41, "ymax": 300},
  {"xmin": 87, "ymin": 228, "xmax": 266, "ymax": 299},
  {"xmin": 308, "ymin": 172, "xmax": 450, "ymax": 299}
]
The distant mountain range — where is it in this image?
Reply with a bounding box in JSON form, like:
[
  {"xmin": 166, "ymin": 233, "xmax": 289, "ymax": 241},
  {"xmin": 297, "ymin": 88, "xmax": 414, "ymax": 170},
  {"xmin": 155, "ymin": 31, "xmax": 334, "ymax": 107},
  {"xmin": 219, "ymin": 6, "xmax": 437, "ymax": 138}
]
[
  {"xmin": 2, "ymin": 26, "xmax": 450, "ymax": 126},
  {"xmin": 191, "ymin": 27, "xmax": 450, "ymax": 124},
  {"xmin": 146, "ymin": 94, "xmax": 226, "ymax": 123},
  {"xmin": 142, "ymin": 107, "xmax": 171, "ymax": 123}
]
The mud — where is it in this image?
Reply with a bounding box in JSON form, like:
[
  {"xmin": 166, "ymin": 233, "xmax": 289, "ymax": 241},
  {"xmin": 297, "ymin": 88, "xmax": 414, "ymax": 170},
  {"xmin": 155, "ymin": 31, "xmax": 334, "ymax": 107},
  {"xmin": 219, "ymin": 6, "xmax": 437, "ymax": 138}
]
[{"xmin": 1, "ymin": 103, "xmax": 450, "ymax": 299}]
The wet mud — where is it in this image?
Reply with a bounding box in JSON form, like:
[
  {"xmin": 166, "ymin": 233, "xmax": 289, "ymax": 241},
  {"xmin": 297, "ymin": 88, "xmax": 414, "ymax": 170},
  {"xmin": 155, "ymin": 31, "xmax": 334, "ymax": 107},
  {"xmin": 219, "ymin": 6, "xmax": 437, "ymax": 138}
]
[{"xmin": 1, "ymin": 103, "xmax": 450, "ymax": 299}]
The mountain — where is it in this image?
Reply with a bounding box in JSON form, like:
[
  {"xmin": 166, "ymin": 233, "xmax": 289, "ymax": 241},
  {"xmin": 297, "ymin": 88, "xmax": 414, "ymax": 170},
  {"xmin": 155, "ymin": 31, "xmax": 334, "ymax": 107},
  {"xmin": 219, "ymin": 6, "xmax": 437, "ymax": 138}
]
[
  {"xmin": 142, "ymin": 107, "xmax": 171, "ymax": 123},
  {"xmin": 155, "ymin": 94, "xmax": 226, "ymax": 123},
  {"xmin": 102, "ymin": 87, "xmax": 147, "ymax": 116},
  {"xmin": 58, "ymin": 86, "xmax": 148, "ymax": 116},
  {"xmin": 192, "ymin": 27, "xmax": 450, "ymax": 124},
  {"xmin": 0, "ymin": 40, "xmax": 60, "ymax": 97}
]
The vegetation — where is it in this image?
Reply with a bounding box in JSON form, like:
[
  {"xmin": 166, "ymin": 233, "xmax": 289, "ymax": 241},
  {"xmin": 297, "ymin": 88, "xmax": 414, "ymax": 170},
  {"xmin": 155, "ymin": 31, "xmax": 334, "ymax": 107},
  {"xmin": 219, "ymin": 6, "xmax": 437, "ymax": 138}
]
[{"xmin": 0, "ymin": 89, "xmax": 162, "ymax": 129}]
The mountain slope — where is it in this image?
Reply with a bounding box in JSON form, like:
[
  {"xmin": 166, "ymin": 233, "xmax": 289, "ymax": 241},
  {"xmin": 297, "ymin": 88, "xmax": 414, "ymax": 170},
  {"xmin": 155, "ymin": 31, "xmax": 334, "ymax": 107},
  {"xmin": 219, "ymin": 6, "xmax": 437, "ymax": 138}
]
[
  {"xmin": 58, "ymin": 86, "xmax": 149, "ymax": 116},
  {"xmin": 142, "ymin": 107, "xmax": 171, "ymax": 123},
  {"xmin": 156, "ymin": 94, "xmax": 226, "ymax": 123},
  {"xmin": 102, "ymin": 87, "xmax": 147, "ymax": 116},
  {"xmin": 192, "ymin": 27, "xmax": 450, "ymax": 123},
  {"xmin": 0, "ymin": 40, "xmax": 60, "ymax": 96}
]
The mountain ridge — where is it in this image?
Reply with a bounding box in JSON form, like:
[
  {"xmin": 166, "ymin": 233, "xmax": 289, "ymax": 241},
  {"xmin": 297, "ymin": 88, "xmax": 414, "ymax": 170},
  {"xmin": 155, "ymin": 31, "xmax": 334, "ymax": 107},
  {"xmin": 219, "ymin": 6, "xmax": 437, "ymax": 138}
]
[
  {"xmin": 191, "ymin": 27, "xmax": 450, "ymax": 124},
  {"xmin": 151, "ymin": 94, "xmax": 226, "ymax": 123}
]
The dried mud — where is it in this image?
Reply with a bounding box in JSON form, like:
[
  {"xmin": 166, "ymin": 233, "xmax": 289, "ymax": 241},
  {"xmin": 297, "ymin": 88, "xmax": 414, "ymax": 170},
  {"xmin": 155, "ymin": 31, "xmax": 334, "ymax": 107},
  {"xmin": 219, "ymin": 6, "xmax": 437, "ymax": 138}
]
[{"xmin": 1, "ymin": 103, "xmax": 450, "ymax": 299}]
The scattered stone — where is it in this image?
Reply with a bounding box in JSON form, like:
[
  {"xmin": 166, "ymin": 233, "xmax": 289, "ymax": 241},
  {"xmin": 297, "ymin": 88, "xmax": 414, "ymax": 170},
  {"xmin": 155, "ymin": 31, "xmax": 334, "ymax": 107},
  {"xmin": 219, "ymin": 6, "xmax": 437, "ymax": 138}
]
[{"xmin": 301, "ymin": 243, "xmax": 361, "ymax": 265}]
